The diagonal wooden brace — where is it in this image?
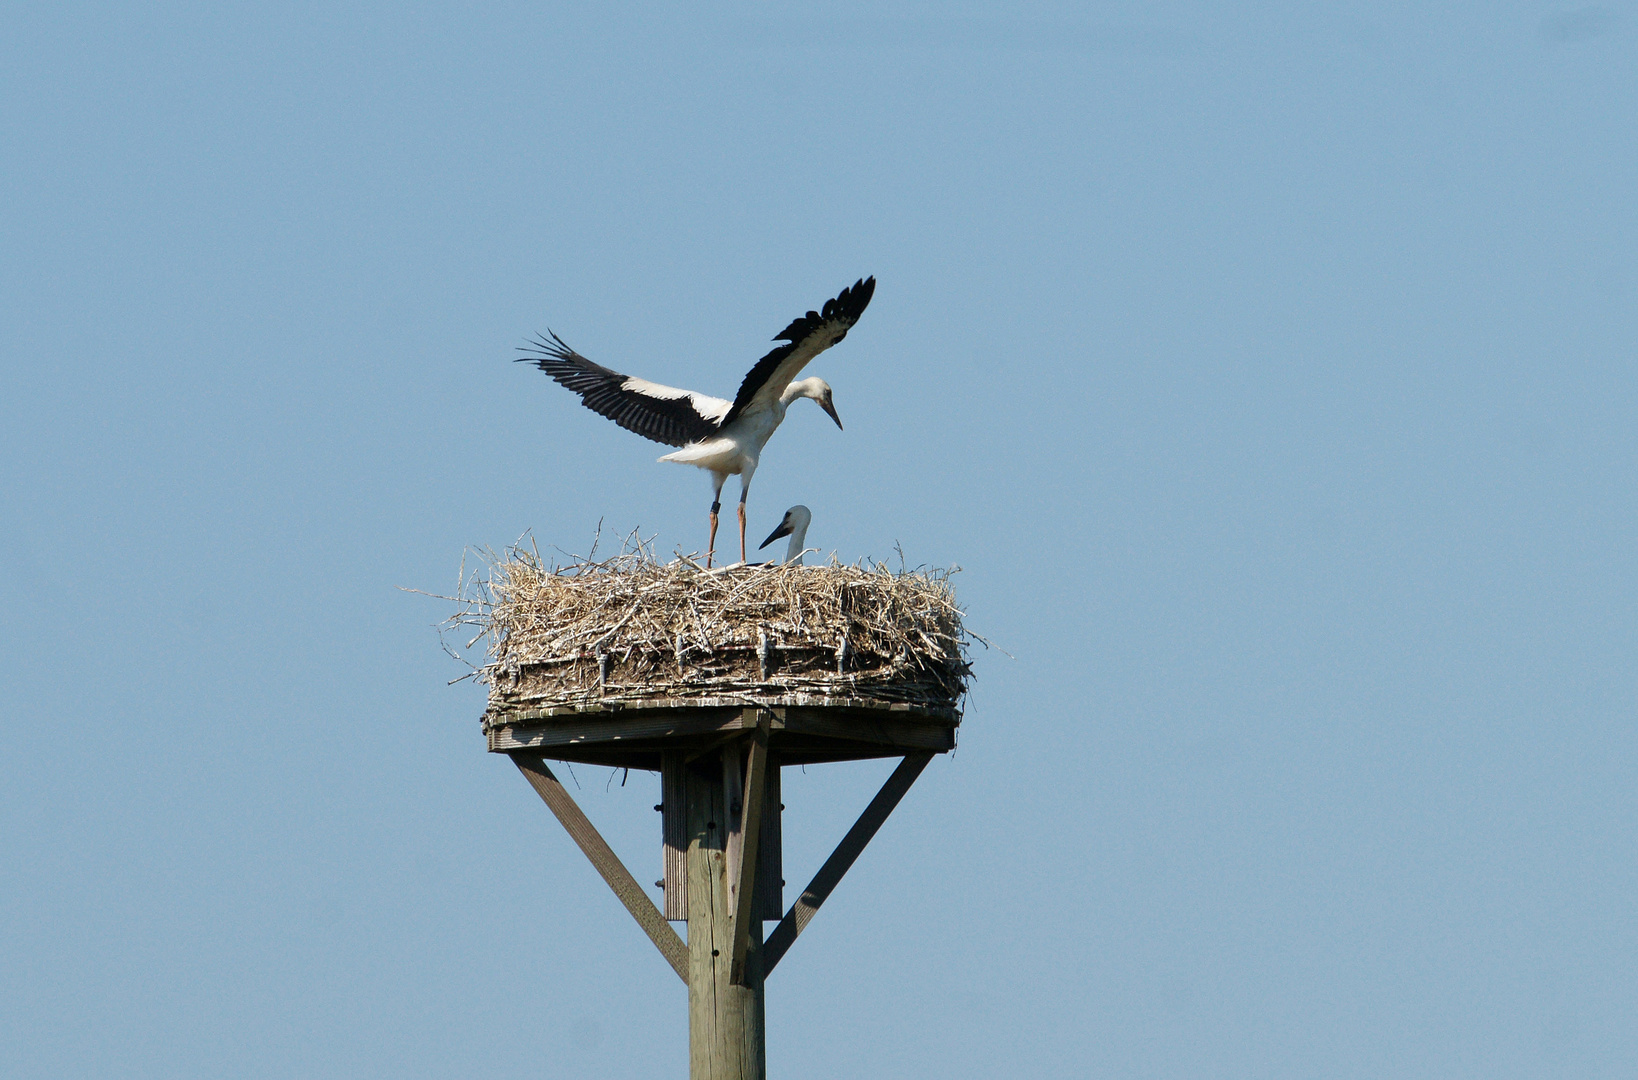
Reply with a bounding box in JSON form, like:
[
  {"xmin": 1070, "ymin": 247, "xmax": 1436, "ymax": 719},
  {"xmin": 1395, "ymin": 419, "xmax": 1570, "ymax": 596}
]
[
  {"xmin": 762, "ymin": 751, "xmax": 933, "ymax": 977},
  {"xmin": 728, "ymin": 716, "xmax": 770, "ymax": 985},
  {"xmin": 512, "ymin": 752, "xmax": 690, "ymax": 984}
]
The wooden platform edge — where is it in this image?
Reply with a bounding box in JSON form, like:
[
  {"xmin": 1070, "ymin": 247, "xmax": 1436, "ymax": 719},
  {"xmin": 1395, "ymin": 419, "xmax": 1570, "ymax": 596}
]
[
  {"xmin": 486, "ymin": 701, "xmax": 960, "ymax": 758},
  {"xmin": 486, "ymin": 694, "xmax": 959, "ymax": 726}
]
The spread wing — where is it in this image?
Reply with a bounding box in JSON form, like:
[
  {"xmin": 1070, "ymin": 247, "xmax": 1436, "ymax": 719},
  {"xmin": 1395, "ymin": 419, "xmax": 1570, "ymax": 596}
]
[
  {"xmin": 718, "ymin": 277, "xmax": 875, "ymax": 429},
  {"xmin": 517, "ymin": 332, "xmax": 730, "ymax": 448}
]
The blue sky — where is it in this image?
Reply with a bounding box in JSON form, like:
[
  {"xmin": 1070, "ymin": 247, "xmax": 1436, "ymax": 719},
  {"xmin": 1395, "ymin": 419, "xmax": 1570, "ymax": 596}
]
[{"xmin": 3, "ymin": 3, "xmax": 1635, "ymax": 1077}]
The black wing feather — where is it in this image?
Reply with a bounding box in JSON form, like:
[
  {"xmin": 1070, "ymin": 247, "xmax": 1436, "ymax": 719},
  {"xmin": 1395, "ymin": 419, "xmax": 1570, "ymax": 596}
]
[
  {"xmin": 718, "ymin": 277, "xmax": 876, "ymax": 429},
  {"xmin": 516, "ymin": 332, "xmax": 722, "ymax": 448}
]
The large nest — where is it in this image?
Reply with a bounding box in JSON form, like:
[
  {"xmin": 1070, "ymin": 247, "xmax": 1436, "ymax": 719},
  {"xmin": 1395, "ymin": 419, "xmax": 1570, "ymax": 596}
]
[{"xmin": 452, "ymin": 541, "xmax": 974, "ymax": 717}]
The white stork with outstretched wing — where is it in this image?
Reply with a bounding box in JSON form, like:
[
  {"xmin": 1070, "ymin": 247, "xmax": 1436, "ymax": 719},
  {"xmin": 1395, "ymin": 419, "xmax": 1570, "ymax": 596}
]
[{"xmin": 517, "ymin": 277, "xmax": 875, "ymax": 566}]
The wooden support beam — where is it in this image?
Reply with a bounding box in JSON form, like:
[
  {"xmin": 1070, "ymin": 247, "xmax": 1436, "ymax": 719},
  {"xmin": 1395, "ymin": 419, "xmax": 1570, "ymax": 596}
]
[
  {"xmin": 728, "ymin": 717, "xmax": 770, "ymax": 984},
  {"xmin": 687, "ymin": 759, "xmax": 765, "ymax": 1078},
  {"xmin": 662, "ymin": 751, "xmax": 688, "ymax": 920},
  {"xmin": 511, "ymin": 752, "xmax": 689, "ymax": 984},
  {"xmin": 761, "ymin": 751, "xmax": 933, "ymax": 977},
  {"xmin": 754, "ymin": 762, "xmax": 783, "ymax": 921},
  {"xmin": 665, "ymin": 744, "xmax": 783, "ymax": 924}
]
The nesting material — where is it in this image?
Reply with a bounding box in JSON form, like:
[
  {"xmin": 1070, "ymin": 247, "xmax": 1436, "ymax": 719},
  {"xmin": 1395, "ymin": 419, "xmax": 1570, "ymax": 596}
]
[{"xmin": 468, "ymin": 547, "xmax": 972, "ymax": 716}]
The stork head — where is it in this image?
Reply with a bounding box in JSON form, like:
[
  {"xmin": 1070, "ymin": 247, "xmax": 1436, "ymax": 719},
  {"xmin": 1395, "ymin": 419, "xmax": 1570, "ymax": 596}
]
[
  {"xmin": 790, "ymin": 377, "xmax": 842, "ymax": 430},
  {"xmin": 760, "ymin": 505, "xmax": 813, "ymax": 551}
]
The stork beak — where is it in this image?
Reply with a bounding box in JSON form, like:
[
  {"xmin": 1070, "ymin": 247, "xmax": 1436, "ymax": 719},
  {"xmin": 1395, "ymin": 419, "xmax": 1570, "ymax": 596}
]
[
  {"xmin": 760, "ymin": 516, "xmax": 794, "ymax": 550},
  {"xmin": 820, "ymin": 397, "xmax": 843, "ymax": 430}
]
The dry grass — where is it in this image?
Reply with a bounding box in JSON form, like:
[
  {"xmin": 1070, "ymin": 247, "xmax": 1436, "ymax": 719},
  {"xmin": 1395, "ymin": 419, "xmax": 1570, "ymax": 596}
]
[{"xmin": 443, "ymin": 534, "xmax": 974, "ymax": 713}]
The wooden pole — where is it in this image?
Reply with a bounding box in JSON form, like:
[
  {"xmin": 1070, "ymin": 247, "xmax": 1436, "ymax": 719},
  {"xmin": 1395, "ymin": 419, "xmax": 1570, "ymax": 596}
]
[{"xmin": 686, "ymin": 749, "xmax": 766, "ymax": 1080}]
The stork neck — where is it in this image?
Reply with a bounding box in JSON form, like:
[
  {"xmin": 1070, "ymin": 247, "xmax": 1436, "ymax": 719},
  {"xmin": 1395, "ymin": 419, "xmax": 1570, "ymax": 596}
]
[
  {"xmin": 781, "ymin": 378, "xmax": 821, "ymax": 405},
  {"xmin": 784, "ymin": 518, "xmax": 809, "ymax": 565}
]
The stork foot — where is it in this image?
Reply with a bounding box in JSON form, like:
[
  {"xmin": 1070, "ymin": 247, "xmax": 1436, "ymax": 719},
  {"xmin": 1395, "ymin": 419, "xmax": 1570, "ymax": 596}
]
[
  {"xmin": 738, "ymin": 503, "xmax": 747, "ymax": 565},
  {"xmin": 707, "ymin": 510, "xmax": 719, "ymax": 569}
]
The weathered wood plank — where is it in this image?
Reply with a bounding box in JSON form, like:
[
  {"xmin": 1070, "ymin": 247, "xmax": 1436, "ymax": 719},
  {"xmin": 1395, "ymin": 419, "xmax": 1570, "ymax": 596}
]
[
  {"xmin": 662, "ymin": 751, "xmax": 688, "ymax": 920},
  {"xmin": 490, "ymin": 710, "xmax": 956, "ymax": 759},
  {"xmin": 488, "ymin": 694, "xmax": 960, "ymax": 723},
  {"xmin": 755, "ymin": 762, "xmax": 782, "ymax": 921},
  {"xmin": 761, "ymin": 752, "xmax": 934, "ymax": 977},
  {"xmin": 687, "ymin": 759, "xmax": 765, "ymax": 1078},
  {"xmin": 489, "ymin": 710, "xmax": 748, "ymax": 752},
  {"xmin": 729, "ymin": 714, "xmax": 769, "ymax": 984},
  {"xmin": 511, "ymin": 753, "xmax": 689, "ymax": 984},
  {"xmin": 778, "ymin": 708, "xmax": 957, "ymax": 750},
  {"xmin": 686, "ymin": 764, "xmax": 726, "ymax": 1076},
  {"xmin": 492, "ymin": 736, "xmax": 951, "ymax": 771},
  {"xmin": 721, "ymin": 742, "xmax": 743, "ymax": 925}
]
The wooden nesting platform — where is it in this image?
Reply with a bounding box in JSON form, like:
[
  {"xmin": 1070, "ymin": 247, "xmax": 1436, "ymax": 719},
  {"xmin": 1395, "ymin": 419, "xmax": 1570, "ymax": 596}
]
[
  {"xmin": 483, "ymin": 694, "xmax": 959, "ymax": 768},
  {"xmin": 476, "ymin": 559, "xmax": 969, "ymax": 767},
  {"xmin": 466, "ymin": 555, "xmax": 970, "ymax": 1077}
]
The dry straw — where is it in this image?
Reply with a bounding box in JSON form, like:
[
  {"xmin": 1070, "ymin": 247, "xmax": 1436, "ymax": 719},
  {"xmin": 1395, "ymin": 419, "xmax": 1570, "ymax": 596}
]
[{"xmin": 444, "ymin": 533, "xmax": 975, "ymax": 715}]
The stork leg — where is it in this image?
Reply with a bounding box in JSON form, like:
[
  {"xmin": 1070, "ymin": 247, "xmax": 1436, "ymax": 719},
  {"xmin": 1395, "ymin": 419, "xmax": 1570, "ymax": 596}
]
[
  {"xmin": 737, "ymin": 472, "xmax": 753, "ymax": 566},
  {"xmin": 706, "ymin": 474, "xmax": 727, "ymax": 569},
  {"xmin": 707, "ymin": 500, "xmax": 721, "ymax": 569}
]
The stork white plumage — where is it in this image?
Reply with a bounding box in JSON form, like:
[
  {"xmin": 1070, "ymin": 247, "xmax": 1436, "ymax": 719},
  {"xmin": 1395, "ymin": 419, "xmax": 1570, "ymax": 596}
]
[
  {"xmin": 518, "ymin": 278, "xmax": 874, "ymax": 566},
  {"xmin": 759, "ymin": 505, "xmax": 812, "ymax": 566}
]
